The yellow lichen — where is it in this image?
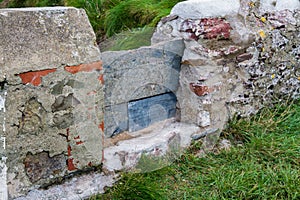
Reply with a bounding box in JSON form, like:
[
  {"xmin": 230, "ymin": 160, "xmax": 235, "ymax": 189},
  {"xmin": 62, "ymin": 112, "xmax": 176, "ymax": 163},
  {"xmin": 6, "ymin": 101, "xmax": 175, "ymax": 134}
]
[
  {"xmin": 258, "ymin": 30, "xmax": 266, "ymax": 39},
  {"xmin": 261, "ymin": 17, "xmax": 266, "ymax": 23},
  {"xmin": 271, "ymin": 74, "xmax": 275, "ymax": 79},
  {"xmin": 298, "ymin": 77, "xmax": 300, "ymax": 81},
  {"xmin": 249, "ymin": 2, "xmax": 255, "ymax": 7}
]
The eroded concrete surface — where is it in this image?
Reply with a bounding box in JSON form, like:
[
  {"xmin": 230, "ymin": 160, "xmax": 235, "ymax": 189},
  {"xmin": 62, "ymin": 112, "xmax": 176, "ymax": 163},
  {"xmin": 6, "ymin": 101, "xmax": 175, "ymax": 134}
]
[{"xmin": 0, "ymin": 7, "xmax": 104, "ymax": 199}]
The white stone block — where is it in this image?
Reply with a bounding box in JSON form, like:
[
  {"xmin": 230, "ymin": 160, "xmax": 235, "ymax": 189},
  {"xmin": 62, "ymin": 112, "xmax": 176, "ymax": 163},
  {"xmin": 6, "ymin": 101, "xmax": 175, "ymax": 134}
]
[
  {"xmin": 197, "ymin": 111, "xmax": 211, "ymax": 127},
  {"xmin": 171, "ymin": 0, "xmax": 240, "ymax": 19}
]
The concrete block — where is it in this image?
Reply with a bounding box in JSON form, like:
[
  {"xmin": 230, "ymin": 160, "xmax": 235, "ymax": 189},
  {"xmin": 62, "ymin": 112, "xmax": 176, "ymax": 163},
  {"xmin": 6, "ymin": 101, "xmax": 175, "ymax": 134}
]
[
  {"xmin": 0, "ymin": 7, "xmax": 103, "ymax": 198},
  {"xmin": 0, "ymin": 7, "xmax": 100, "ymax": 82}
]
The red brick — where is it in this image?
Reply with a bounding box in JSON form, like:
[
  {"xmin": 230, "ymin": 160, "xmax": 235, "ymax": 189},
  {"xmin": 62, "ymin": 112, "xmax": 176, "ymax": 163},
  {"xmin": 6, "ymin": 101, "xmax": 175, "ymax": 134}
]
[
  {"xmin": 74, "ymin": 136, "xmax": 80, "ymax": 140},
  {"xmin": 76, "ymin": 141, "xmax": 84, "ymax": 145},
  {"xmin": 98, "ymin": 121, "xmax": 104, "ymax": 132},
  {"xmin": 98, "ymin": 74, "xmax": 104, "ymax": 84},
  {"xmin": 18, "ymin": 68, "xmax": 57, "ymax": 86},
  {"xmin": 67, "ymin": 145, "xmax": 72, "ymax": 157},
  {"xmin": 64, "ymin": 61, "xmax": 103, "ymax": 74},
  {"xmin": 67, "ymin": 158, "xmax": 77, "ymax": 171},
  {"xmin": 189, "ymin": 83, "xmax": 211, "ymax": 96}
]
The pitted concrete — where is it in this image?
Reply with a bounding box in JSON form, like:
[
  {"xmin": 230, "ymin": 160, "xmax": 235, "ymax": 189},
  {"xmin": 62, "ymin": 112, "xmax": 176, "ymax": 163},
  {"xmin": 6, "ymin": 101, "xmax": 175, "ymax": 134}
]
[
  {"xmin": 0, "ymin": 7, "xmax": 100, "ymax": 83},
  {"xmin": 0, "ymin": 7, "xmax": 103, "ymax": 199}
]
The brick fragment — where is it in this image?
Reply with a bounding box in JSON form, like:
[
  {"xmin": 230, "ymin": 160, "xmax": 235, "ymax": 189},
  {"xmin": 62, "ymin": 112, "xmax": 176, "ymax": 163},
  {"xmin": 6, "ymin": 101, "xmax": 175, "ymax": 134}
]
[
  {"xmin": 98, "ymin": 121, "xmax": 104, "ymax": 132},
  {"xmin": 67, "ymin": 158, "xmax": 77, "ymax": 171},
  {"xmin": 64, "ymin": 61, "xmax": 103, "ymax": 74},
  {"xmin": 18, "ymin": 69, "xmax": 57, "ymax": 86},
  {"xmin": 189, "ymin": 83, "xmax": 210, "ymax": 96},
  {"xmin": 98, "ymin": 74, "xmax": 104, "ymax": 84}
]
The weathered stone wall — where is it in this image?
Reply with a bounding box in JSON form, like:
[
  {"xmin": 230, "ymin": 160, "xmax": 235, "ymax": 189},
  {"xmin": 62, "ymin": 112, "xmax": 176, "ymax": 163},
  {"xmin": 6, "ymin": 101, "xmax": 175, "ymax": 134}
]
[
  {"xmin": 152, "ymin": 0, "xmax": 300, "ymax": 145},
  {"xmin": 0, "ymin": 7, "xmax": 103, "ymax": 199},
  {"xmin": 0, "ymin": 0, "xmax": 299, "ymax": 199}
]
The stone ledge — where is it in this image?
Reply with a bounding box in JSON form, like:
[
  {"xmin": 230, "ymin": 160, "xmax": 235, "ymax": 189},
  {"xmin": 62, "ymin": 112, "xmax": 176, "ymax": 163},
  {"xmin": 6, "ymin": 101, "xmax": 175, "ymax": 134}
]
[{"xmin": 103, "ymin": 119, "xmax": 200, "ymax": 172}]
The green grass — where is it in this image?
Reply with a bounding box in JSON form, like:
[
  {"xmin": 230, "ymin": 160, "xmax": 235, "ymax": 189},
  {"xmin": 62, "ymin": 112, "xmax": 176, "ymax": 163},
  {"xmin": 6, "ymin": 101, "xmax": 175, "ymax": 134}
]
[
  {"xmin": 97, "ymin": 101, "xmax": 300, "ymax": 199},
  {"xmin": 7, "ymin": 0, "xmax": 63, "ymax": 7},
  {"xmin": 103, "ymin": 0, "xmax": 182, "ymax": 37},
  {"xmin": 99, "ymin": 26, "xmax": 155, "ymax": 51},
  {"xmin": 5, "ymin": 0, "xmax": 183, "ymax": 42}
]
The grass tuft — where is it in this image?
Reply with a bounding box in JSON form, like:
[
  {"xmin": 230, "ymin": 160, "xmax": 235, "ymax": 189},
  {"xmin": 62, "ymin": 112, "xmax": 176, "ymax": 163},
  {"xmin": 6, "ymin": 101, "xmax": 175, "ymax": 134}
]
[
  {"xmin": 99, "ymin": 26, "xmax": 154, "ymax": 51},
  {"xmin": 99, "ymin": 172, "xmax": 167, "ymax": 200},
  {"xmin": 98, "ymin": 101, "xmax": 300, "ymax": 199},
  {"xmin": 103, "ymin": 0, "xmax": 182, "ymax": 36}
]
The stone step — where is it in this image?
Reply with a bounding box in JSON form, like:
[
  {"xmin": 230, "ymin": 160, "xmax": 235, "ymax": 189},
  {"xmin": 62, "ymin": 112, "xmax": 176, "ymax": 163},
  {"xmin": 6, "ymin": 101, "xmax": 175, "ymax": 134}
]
[{"xmin": 103, "ymin": 119, "xmax": 200, "ymax": 172}]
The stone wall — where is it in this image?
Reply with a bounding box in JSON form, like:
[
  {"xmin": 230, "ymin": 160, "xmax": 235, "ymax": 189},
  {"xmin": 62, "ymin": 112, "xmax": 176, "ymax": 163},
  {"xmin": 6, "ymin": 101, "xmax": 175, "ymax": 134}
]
[
  {"xmin": 152, "ymin": 0, "xmax": 300, "ymax": 145},
  {"xmin": 0, "ymin": 0, "xmax": 299, "ymax": 199},
  {"xmin": 0, "ymin": 7, "xmax": 104, "ymax": 199}
]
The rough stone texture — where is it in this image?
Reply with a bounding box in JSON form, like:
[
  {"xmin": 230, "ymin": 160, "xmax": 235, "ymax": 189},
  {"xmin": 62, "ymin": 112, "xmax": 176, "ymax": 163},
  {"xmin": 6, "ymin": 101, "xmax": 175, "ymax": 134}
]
[
  {"xmin": 14, "ymin": 172, "xmax": 116, "ymax": 200},
  {"xmin": 0, "ymin": 7, "xmax": 100, "ymax": 83},
  {"xmin": 5, "ymin": 41, "xmax": 103, "ymax": 200},
  {"xmin": 152, "ymin": 0, "xmax": 300, "ymax": 147},
  {"xmin": 102, "ymin": 39, "xmax": 184, "ymax": 137},
  {"xmin": 23, "ymin": 152, "xmax": 65, "ymax": 183},
  {"xmin": 170, "ymin": 0, "xmax": 240, "ymax": 19},
  {"xmin": 103, "ymin": 119, "xmax": 200, "ymax": 172},
  {"xmin": 259, "ymin": 0, "xmax": 300, "ymax": 12},
  {"xmin": 0, "ymin": 7, "xmax": 103, "ymax": 199}
]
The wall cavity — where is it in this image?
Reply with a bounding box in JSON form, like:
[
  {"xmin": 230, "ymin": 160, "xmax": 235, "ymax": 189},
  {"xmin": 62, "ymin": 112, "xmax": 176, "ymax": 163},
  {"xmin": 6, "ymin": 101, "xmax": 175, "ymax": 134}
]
[{"xmin": 102, "ymin": 40, "xmax": 184, "ymax": 137}]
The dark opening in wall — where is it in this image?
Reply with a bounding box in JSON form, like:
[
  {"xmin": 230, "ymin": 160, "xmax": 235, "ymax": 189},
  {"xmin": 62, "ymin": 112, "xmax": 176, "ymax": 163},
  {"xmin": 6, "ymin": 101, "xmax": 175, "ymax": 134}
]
[{"xmin": 128, "ymin": 92, "xmax": 177, "ymax": 132}]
